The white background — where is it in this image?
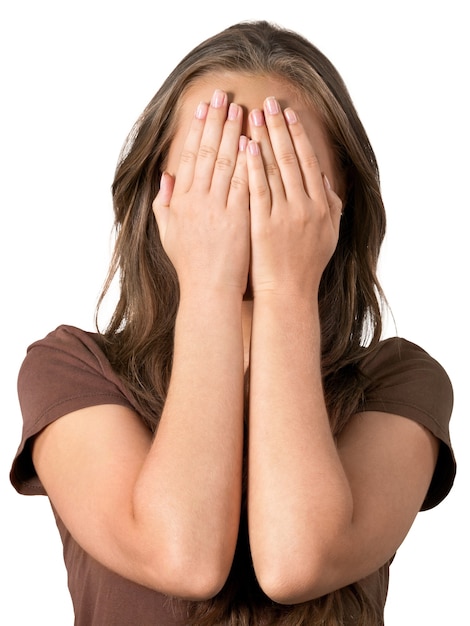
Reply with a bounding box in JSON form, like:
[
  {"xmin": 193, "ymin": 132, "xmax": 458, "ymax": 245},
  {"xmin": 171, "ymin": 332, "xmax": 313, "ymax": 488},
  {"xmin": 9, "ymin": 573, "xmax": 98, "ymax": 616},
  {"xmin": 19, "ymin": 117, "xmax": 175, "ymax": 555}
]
[{"xmin": 1, "ymin": 1, "xmax": 468, "ymax": 623}]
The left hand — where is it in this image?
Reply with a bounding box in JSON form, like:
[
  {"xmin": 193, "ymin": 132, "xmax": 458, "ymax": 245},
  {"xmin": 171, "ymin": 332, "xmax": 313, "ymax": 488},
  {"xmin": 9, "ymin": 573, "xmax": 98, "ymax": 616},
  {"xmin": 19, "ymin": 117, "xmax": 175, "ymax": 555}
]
[{"xmin": 246, "ymin": 98, "xmax": 343, "ymax": 298}]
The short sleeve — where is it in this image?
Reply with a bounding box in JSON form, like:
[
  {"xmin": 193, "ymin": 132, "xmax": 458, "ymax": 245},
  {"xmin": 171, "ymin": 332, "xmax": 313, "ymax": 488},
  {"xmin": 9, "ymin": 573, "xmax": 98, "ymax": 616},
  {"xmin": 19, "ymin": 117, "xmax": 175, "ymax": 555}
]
[
  {"xmin": 10, "ymin": 325, "xmax": 136, "ymax": 496},
  {"xmin": 359, "ymin": 337, "xmax": 456, "ymax": 510}
]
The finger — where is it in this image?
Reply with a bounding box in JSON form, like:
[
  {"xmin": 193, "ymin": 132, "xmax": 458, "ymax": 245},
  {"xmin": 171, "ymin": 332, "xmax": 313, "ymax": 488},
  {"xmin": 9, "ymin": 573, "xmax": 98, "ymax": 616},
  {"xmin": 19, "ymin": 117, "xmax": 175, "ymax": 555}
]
[
  {"xmin": 246, "ymin": 138, "xmax": 272, "ymax": 218},
  {"xmin": 226, "ymin": 135, "xmax": 249, "ymax": 212},
  {"xmin": 152, "ymin": 172, "xmax": 175, "ymax": 238},
  {"xmin": 261, "ymin": 97, "xmax": 306, "ymax": 201},
  {"xmin": 282, "ymin": 107, "xmax": 325, "ymax": 202},
  {"xmin": 192, "ymin": 89, "xmax": 229, "ymax": 192},
  {"xmin": 173, "ymin": 101, "xmax": 209, "ymax": 194},
  {"xmin": 211, "ymin": 102, "xmax": 244, "ymax": 203},
  {"xmin": 248, "ymin": 108, "xmax": 285, "ymax": 200},
  {"xmin": 323, "ymin": 174, "xmax": 343, "ymax": 228}
]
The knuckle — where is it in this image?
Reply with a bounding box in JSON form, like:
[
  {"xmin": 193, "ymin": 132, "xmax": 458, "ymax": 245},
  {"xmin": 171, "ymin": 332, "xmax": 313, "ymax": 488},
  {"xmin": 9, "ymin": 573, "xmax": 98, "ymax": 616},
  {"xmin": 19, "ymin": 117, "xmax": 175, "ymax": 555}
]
[
  {"xmin": 277, "ymin": 151, "xmax": 298, "ymax": 167},
  {"xmin": 264, "ymin": 162, "xmax": 279, "ymax": 177},
  {"xmin": 215, "ymin": 155, "xmax": 234, "ymax": 171},
  {"xmin": 180, "ymin": 149, "xmax": 197, "ymax": 165},
  {"xmin": 303, "ymin": 154, "xmax": 320, "ymax": 170},
  {"xmin": 230, "ymin": 175, "xmax": 247, "ymax": 191},
  {"xmin": 198, "ymin": 144, "xmax": 217, "ymax": 160},
  {"xmin": 252, "ymin": 183, "xmax": 270, "ymax": 199}
]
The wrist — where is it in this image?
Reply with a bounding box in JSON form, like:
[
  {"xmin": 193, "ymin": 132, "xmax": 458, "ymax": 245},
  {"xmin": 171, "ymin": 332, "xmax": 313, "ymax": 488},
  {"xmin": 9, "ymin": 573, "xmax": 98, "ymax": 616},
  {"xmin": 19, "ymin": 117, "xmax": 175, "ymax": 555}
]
[
  {"xmin": 252, "ymin": 291, "xmax": 321, "ymax": 342},
  {"xmin": 252, "ymin": 288, "xmax": 319, "ymax": 310},
  {"xmin": 177, "ymin": 287, "xmax": 243, "ymax": 318}
]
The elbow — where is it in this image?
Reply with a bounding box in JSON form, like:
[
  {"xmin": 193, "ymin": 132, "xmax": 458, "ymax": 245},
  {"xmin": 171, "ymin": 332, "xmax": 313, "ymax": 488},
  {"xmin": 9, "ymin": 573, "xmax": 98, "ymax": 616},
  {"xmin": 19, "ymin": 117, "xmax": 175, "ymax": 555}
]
[
  {"xmin": 183, "ymin": 561, "xmax": 231, "ymax": 600},
  {"xmin": 252, "ymin": 506, "xmax": 355, "ymax": 603},
  {"xmin": 253, "ymin": 544, "xmax": 340, "ymax": 605},
  {"xmin": 254, "ymin": 562, "xmax": 322, "ymax": 605},
  {"xmin": 141, "ymin": 545, "xmax": 232, "ymax": 601},
  {"xmin": 130, "ymin": 508, "xmax": 237, "ymax": 599},
  {"xmin": 169, "ymin": 569, "xmax": 228, "ymax": 602}
]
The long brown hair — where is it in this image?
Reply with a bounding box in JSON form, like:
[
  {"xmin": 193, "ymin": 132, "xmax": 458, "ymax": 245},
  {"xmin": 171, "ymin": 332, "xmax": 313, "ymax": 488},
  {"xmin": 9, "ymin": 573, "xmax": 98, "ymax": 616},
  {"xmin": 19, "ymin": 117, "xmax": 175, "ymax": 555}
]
[{"xmin": 97, "ymin": 21, "xmax": 387, "ymax": 625}]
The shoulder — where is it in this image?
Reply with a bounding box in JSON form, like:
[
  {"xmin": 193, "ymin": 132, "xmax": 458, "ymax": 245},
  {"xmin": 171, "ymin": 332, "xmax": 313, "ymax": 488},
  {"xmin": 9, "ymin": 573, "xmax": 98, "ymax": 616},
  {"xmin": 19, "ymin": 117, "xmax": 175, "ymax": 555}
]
[
  {"xmin": 360, "ymin": 336, "xmax": 453, "ymax": 425},
  {"xmin": 18, "ymin": 324, "xmax": 127, "ymax": 408},
  {"xmin": 360, "ymin": 336, "xmax": 451, "ymax": 382},
  {"xmin": 358, "ymin": 336, "xmax": 455, "ymax": 509},
  {"xmin": 361, "ymin": 336, "xmax": 451, "ymax": 377},
  {"xmin": 18, "ymin": 324, "xmax": 135, "ymax": 416},
  {"xmin": 12, "ymin": 325, "xmax": 136, "ymax": 495},
  {"xmin": 22, "ymin": 324, "xmax": 108, "ymax": 368}
]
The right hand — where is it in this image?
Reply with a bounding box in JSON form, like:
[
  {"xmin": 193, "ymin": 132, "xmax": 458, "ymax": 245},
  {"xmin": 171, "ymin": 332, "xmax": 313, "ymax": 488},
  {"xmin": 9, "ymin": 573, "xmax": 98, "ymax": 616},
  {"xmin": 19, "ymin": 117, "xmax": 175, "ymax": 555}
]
[{"xmin": 152, "ymin": 90, "xmax": 250, "ymax": 297}]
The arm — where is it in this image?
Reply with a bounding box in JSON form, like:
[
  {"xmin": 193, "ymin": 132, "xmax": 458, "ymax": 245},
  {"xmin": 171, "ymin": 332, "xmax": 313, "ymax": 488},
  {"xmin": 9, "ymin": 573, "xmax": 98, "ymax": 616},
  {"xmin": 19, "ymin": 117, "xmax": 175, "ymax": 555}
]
[
  {"xmin": 245, "ymin": 98, "xmax": 439, "ymax": 603},
  {"xmin": 33, "ymin": 91, "xmax": 249, "ymax": 600}
]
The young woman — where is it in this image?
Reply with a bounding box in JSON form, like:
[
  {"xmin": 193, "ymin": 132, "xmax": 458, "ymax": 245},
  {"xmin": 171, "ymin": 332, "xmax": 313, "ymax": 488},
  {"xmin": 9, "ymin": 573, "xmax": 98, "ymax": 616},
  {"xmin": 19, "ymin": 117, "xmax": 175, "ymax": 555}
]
[{"xmin": 10, "ymin": 21, "xmax": 455, "ymax": 625}]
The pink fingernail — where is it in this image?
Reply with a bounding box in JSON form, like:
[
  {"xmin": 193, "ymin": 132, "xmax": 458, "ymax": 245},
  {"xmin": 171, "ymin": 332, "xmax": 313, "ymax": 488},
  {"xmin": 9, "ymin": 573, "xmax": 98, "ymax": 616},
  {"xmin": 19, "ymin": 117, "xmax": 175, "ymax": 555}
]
[
  {"xmin": 239, "ymin": 135, "xmax": 248, "ymax": 152},
  {"xmin": 265, "ymin": 97, "xmax": 280, "ymax": 115},
  {"xmin": 248, "ymin": 140, "xmax": 260, "ymax": 156},
  {"xmin": 211, "ymin": 89, "xmax": 226, "ymax": 108},
  {"xmin": 284, "ymin": 108, "xmax": 298, "ymax": 124},
  {"xmin": 250, "ymin": 109, "xmax": 264, "ymax": 127},
  {"xmin": 228, "ymin": 102, "xmax": 239, "ymax": 121},
  {"xmin": 195, "ymin": 102, "xmax": 208, "ymax": 120}
]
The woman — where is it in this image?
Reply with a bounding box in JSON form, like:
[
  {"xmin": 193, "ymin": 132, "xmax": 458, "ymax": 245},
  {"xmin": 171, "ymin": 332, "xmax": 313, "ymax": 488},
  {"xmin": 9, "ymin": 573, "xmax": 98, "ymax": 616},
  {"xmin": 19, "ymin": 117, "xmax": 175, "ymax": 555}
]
[{"xmin": 10, "ymin": 21, "xmax": 455, "ymax": 625}]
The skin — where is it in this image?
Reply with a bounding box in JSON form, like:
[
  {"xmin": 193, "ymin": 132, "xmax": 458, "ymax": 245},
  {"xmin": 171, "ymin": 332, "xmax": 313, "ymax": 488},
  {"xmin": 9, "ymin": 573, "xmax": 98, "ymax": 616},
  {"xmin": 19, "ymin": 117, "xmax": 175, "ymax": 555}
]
[{"xmin": 32, "ymin": 73, "xmax": 439, "ymax": 604}]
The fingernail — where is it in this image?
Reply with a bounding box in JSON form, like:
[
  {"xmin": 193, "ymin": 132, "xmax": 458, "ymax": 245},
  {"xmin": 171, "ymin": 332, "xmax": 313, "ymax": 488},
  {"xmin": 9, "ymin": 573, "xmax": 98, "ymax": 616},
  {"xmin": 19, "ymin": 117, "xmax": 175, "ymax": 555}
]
[
  {"xmin": 228, "ymin": 102, "xmax": 239, "ymax": 121},
  {"xmin": 195, "ymin": 101, "xmax": 208, "ymax": 120},
  {"xmin": 211, "ymin": 89, "xmax": 226, "ymax": 108},
  {"xmin": 265, "ymin": 97, "xmax": 280, "ymax": 115},
  {"xmin": 323, "ymin": 174, "xmax": 331, "ymax": 189},
  {"xmin": 250, "ymin": 109, "xmax": 264, "ymax": 127},
  {"xmin": 248, "ymin": 140, "xmax": 260, "ymax": 156},
  {"xmin": 159, "ymin": 171, "xmax": 171, "ymax": 191},
  {"xmin": 284, "ymin": 108, "xmax": 298, "ymax": 124},
  {"xmin": 239, "ymin": 135, "xmax": 248, "ymax": 152}
]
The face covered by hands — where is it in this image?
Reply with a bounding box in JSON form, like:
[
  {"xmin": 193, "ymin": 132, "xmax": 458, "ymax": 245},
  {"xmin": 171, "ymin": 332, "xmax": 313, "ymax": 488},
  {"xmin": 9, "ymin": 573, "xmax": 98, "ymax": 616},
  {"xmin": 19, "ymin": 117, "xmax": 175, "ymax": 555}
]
[{"xmin": 153, "ymin": 74, "xmax": 343, "ymax": 301}]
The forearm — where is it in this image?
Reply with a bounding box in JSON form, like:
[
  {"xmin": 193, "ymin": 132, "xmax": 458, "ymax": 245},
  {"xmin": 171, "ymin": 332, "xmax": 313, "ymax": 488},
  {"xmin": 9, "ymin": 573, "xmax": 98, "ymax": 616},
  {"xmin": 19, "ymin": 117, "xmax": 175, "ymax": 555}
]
[
  {"xmin": 248, "ymin": 293, "xmax": 353, "ymax": 602},
  {"xmin": 133, "ymin": 290, "xmax": 244, "ymax": 593}
]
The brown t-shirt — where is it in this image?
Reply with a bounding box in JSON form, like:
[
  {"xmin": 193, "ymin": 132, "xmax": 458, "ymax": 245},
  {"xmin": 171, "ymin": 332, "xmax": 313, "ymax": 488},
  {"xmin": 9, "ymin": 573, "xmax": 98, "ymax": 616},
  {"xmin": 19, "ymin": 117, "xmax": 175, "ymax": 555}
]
[{"xmin": 10, "ymin": 325, "xmax": 456, "ymax": 625}]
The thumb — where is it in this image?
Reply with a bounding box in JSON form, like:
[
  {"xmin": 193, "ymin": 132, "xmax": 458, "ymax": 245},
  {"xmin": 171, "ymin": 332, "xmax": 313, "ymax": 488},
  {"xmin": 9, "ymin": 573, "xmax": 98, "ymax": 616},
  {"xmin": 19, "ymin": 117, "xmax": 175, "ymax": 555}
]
[
  {"xmin": 323, "ymin": 174, "xmax": 343, "ymax": 230},
  {"xmin": 152, "ymin": 172, "xmax": 175, "ymax": 237}
]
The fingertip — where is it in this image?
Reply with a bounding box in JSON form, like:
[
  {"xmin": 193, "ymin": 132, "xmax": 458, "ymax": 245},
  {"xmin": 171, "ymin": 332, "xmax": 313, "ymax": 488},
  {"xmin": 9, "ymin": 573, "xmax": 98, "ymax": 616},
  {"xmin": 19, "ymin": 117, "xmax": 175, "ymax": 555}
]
[
  {"xmin": 239, "ymin": 135, "xmax": 248, "ymax": 152},
  {"xmin": 322, "ymin": 173, "xmax": 343, "ymax": 218},
  {"xmin": 153, "ymin": 172, "xmax": 174, "ymax": 217},
  {"xmin": 322, "ymin": 174, "xmax": 331, "ymax": 191},
  {"xmin": 160, "ymin": 171, "xmax": 174, "ymax": 187},
  {"xmin": 159, "ymin": 171, "xmax": 175, "ymax": 196},
  {"xmin": 284, "ymin": 108, "xmax": 298, "ymax": 125},
  {"xmin": 248, "ymin": 140, "xmax": 260, "ymax": 157},
  {"xmin": 322, "ymin": 174, "xmax": 341, "ymax": 204},
  {"xmin": 195, "ymin": 101, "xmax": 209, "ymax": 120}
]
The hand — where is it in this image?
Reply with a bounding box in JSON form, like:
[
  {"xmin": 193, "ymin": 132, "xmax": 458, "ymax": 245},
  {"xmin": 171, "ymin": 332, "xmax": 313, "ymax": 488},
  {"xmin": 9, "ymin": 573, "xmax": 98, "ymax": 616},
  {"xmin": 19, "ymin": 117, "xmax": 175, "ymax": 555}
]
[
  {"xmin": 246, "ymin": 98, "xmax": 343, "ymax": 298},
  {"xmin": 153, "ymin": 90, "xmax": 250, "ymax": 297}
]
